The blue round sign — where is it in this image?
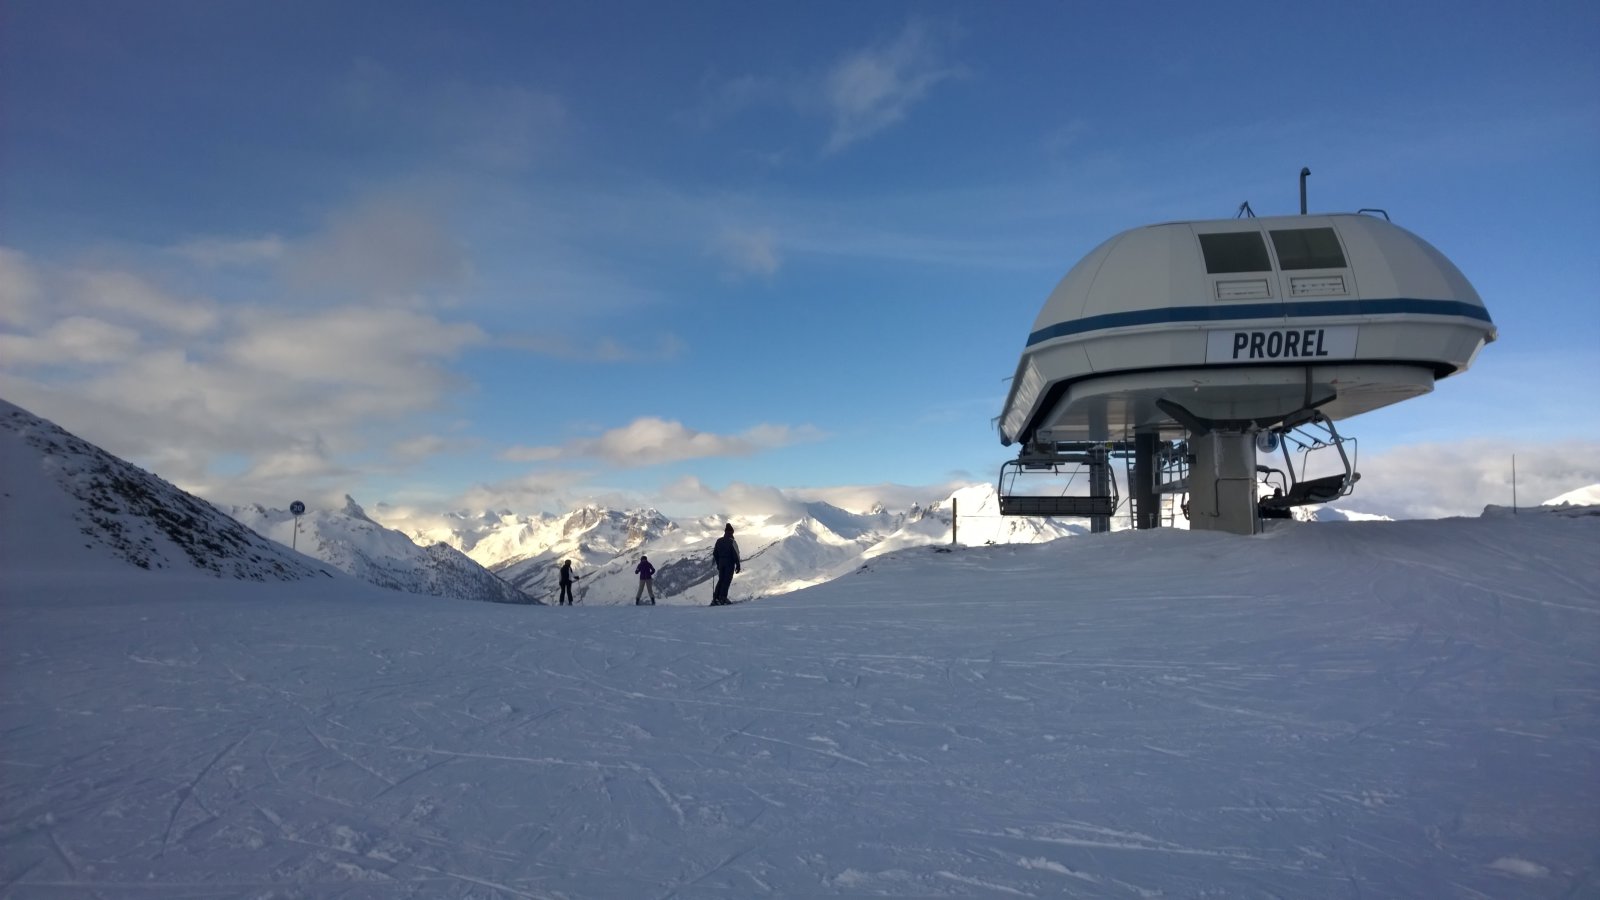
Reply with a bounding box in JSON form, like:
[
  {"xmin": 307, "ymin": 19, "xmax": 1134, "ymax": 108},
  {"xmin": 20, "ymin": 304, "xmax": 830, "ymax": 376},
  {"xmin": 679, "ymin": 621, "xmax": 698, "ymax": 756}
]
[{"xmin": 289, "ymin": 501, "xmax": 306, "ymax": 516}]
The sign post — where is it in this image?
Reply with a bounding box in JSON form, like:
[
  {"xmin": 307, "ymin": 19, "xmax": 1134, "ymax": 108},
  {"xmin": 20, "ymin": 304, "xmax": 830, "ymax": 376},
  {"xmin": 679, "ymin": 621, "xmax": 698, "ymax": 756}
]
[{"xmin": 289, "ymin": 500, "xmax": 305, "ymax": 551}]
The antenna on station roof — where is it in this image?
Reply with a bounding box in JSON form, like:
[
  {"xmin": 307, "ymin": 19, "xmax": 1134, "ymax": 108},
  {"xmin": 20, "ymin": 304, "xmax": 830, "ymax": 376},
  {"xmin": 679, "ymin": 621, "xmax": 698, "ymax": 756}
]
[
  {"xmin": 1299, "ymin": 167, "xmax": 1311, "ymax": 214},
  {"xmin": 1235, "ymin": 201, "xmax": 1255, "ymax": 219}
]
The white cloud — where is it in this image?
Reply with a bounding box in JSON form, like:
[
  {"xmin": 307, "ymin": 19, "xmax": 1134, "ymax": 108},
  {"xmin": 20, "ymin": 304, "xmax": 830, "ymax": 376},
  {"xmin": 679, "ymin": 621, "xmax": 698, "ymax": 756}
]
[
  {"xmin": 169, "ymin": 235, "xmax": 286, "ymax": 268},
  {"xmin": 0, "ymin": 316, "xmax": 142, "ymax": 367},
  {"xmin": 508, "ymin": 417, "xmax": 825, "ymax": 469},
  {"xmin": 711, "ymin": 227, "xmax": 782, "ymax": 277},
  {"xmin": 282, "ymin": 193, "xmax": 472, "ymax": 302},
  {"xmin": 366, "ymin": 467, "xmax": 610, "ymax": 531},
  {"xmin": 456, "ymin": 470, "xmax": 591, "ymax": 513},
  {"xmin": 226, "ymin": 306, "xmax": 484, "ymax": 390},
  {"xmin": 450, "ymin": 83, "xmax": 568, "ymax": 170},
  {"xmin": 498, "ymin": 332, "xmax": 686, "ymax": 363},
  {"xmin": 68, "ymin": 270, "xmax": 220, "ymax": 335},
  {"xmin": 654, "ymin": 475, "xmax": 983, "ymax": 519},
  {"xmin": 0, "ymin": 247, "xmax": 43, "ymax": 327},
  {"xmin": 0, "ymin": 249, "xmax": 489, "ymax": 506},
  {"xmin": 239, "ymin": 442, "xmax": 350, "ymax": 483},
  {"xmin": 822, "ymin": 20, "xmax": 963, "ymax": 153},
  {"xmin": 390, "ymin": 433, "xmax": 479, "ymax": 464},
  {"xmin": 690, "ymin": 73, "xmax": 787, "ymax": 128},
  {"xmin": 691, "ymin": 19, "xmax": 962, "ymax": 156},
  {"xmin": 660, "ymin": 475, "xmax": 807, "ymax": 518},
  {"xmin": 9, "ymin": 307, "xmax": 477, "ymax": 505},
  {"xmin": 789, "ymin": 480, "xmax": 974, "ymax": 513},
  {"xmin": 0, "ymin": 254, "xmax": 219, "ymax": 368},
  {"xmin": 0, "ymin": 204, "xmax": 493, "ymax": 508},
  {"xmin": 337, "ymin": 59, "xmax": 568, "ymax": 171},
  {"xmin": 500, "ymin": 444, "xmax": 565, "ymax": 464},
  {"xmin": 1328, "ymin": 438, "xmax": 1600, "ymax": 520}
]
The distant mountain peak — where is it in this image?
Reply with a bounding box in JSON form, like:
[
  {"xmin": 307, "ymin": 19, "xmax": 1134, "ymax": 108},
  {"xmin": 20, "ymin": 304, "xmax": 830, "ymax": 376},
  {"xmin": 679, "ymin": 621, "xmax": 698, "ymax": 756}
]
[{"xmin": 342, "ymin": 494, "xmax": 373, "ymax": 522}]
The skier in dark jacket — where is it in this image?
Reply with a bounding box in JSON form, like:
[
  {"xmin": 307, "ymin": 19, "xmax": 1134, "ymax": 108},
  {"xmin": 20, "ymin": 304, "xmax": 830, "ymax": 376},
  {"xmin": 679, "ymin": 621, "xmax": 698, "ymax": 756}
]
[
  {"xmin": 557, "ymin": 560, "xmax": 577, "ymax": 605},
  {"xmin": 634, "ymin": 555, "xmax": 657, "ymax": 605},
  {"xmin": 711, "ymin": 524, "xmax": 740, "ymax": 605}
]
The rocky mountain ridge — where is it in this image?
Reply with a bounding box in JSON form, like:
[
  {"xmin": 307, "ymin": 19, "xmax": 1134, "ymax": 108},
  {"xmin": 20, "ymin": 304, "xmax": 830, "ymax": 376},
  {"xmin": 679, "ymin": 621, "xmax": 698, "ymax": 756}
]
[{"xmin": 0, "ymin": 399, "xmax": 333, "ymax": 582}]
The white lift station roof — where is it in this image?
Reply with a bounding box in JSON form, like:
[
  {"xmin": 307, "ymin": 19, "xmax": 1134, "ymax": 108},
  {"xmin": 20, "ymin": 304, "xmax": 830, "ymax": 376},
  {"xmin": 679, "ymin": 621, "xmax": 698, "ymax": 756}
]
[{"xmin": 998, "ymin": 212, "xmax": 1497, "ymax": 446}]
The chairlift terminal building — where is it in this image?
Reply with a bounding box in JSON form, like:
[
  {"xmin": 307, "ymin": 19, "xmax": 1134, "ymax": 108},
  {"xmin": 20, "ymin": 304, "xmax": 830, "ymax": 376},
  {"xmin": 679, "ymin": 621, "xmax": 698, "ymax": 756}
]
[{"xmin": 996, "ymin": 211, "xmax": 1496, "ymax": 535}]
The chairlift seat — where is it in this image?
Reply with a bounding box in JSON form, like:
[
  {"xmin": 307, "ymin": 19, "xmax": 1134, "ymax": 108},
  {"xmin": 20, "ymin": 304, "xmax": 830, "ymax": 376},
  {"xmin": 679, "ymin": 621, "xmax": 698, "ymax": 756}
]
[
  {"xmin": 1258, "ymin": 473, "xmax": 1355, "ymax": 510},
  {"xmin": 999, "ymin": 495, "xmax": 1115, "ymax": 517}
]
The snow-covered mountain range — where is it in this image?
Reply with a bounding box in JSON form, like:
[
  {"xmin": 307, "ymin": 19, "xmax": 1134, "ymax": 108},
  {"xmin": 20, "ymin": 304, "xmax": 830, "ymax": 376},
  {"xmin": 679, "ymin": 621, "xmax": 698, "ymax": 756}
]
[
  {"xmin": 229, "ymin": 497, "xmax": 529, "ymax": 604},
  {"xmin": 381, "ymin": 483, "xmax": 1087, "ymax": 605},
  {"xmin": 406, "ymin": 504, "xmax": 677, "ymax": 570}
]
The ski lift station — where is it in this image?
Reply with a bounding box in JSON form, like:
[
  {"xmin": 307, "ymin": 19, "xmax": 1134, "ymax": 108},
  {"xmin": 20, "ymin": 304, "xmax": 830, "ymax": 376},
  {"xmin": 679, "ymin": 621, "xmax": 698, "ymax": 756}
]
[{"xmin": 997, "ymin": 178, "xmax": 1496, "ymax": 535}]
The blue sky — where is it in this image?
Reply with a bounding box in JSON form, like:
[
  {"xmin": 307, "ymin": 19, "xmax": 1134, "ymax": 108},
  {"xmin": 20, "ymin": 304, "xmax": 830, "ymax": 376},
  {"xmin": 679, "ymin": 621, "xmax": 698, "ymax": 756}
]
[{"xmin": 3, "ymin": 0, "xmax": 1597, "ymax": 521}]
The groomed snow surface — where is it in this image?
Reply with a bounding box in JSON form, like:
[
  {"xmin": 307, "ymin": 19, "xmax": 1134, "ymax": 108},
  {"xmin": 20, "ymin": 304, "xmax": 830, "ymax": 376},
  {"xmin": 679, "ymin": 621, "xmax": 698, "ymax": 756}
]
[{"xmin": 4, "ymin": 510, "xmax": 1598, "ymax": 898}]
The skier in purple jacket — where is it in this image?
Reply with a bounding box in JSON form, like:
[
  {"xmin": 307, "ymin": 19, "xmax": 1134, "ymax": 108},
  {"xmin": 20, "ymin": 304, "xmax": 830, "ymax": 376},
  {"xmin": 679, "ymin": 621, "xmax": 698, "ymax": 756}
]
[{"xmin": 634, "ymin": 555, "xmax": 657, "ymax": 605}]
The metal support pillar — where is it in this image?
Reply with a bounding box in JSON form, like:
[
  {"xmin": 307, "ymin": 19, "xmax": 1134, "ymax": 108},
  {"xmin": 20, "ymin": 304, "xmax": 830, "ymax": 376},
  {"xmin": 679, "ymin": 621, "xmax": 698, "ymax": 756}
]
[
  {"xmin": 1188, "ymin": 431, "xmax": 1259, "ymax": 535},
  {"xmin": 1133, "ymin": 431, "xmax": 1160, "ymax": 530},
  {"xmin": 1089, "ymin": 446, "xmax": 1112, "ymax": 534}
]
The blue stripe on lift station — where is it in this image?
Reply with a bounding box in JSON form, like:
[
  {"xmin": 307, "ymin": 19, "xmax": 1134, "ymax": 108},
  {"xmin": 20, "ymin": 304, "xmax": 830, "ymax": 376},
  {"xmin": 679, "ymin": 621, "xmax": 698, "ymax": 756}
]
[{"xmin": 1024, "ymin": 298, "xmax": 1495, "ymax": 348}]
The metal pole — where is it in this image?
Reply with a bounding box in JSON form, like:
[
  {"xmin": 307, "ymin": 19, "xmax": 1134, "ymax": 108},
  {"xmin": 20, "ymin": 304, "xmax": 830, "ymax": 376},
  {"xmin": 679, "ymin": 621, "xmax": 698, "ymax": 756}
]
[
  {"xmin": 1134, "ymin": 432, "xmax": 1159, "ymax": 530},
  {"xmin": 1089, "ymin": 446, "xmax": 1112, "ymax": 534},
  {"xmin": 951, "ymin": 497, "xmax": 958, "ymax": 546},
  {"xmin": 1299, "ymin": 167, "xmax": 1310, "ymax": 214},
  {"xmin": 1512, "ymin": 455, "xmax": 1518, "ymax": 514}
]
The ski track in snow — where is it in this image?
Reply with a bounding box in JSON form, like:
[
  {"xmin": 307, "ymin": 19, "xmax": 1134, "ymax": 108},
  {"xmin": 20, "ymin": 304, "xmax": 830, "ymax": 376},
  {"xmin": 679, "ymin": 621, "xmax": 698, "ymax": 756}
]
[{"xmin": 2, "ymin": 515, "xmax": 1598, "ymax": 897}]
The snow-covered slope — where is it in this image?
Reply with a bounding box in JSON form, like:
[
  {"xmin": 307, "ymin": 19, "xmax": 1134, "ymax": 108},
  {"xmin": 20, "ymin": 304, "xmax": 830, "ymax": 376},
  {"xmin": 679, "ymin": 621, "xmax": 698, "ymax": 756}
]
[
  {"xmin": 229, "ymin": 497, "xmax": 530, "ymax": 604},
  {"xmin": 4, "ymin": 499, "xmax": 1597, "ymax": 897},
  {"xmin": 0, "ymin": 398, "xmax": 333, "ymax": 582}
]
